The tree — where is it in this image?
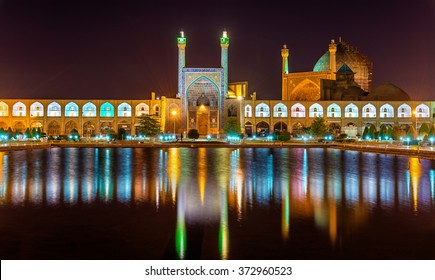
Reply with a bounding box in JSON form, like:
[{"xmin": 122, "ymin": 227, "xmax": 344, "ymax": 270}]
[
  {"xmin": 418, "ymin": 123, "xmax": 430, "ymax": 138},
  {"xmin": 7, "ymin": 127, "xmax": 13, "ymax": 138},
  {"xmin": 385, "ymin": 126, "xmax": 393, "ymax": 139},
  {"xmin": 24, "ymin": 128, "xmax": 32, "ymax": 138},
  {"xmin": 392, "ymin": 126, "xmax": 406, "ymax": 140},
  {"xmin": 224, "ymin": 117, "xmax": 241, "ymax": 136},
  {"xmin": 378, "ymin": 124, "xmax": 387, "ymax": 139},
  {"xmin": 429, "ymin": 124, "xmax": 435, "ymax": 138},
  {"xmin": 31, "ymin": 127, "xmax": 37, "ymax": 138},
  {"xmin": 309, "ymin": 117, "xmax": 327, "ymax": 137},
  {"xmin": 361, "ymin": 126, "xmax": 369, "ymax": 139},
  {"xmin": 368, "ymin": 124, "xmax": 376, "ymax": 139},
  {"xmin": 406, "ymin": 125, "xmax": 418, "ymax": 140},
  {"xmin": 136, "ymin": 114, "xmax": 160, "ymax": 137},
  {"xmin": 187, "ymin": 129, "xmax": 199, "ymax": 139},
  {"xmin": 277, "ymin": 130, "xmax": 291, "ymax": 141}
]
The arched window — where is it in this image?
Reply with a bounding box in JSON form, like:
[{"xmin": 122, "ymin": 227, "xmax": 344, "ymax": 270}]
[
  {"xmin": 273, "ymin": 103, "xmax": 288, "ymax": 117},
  {"xmin": 12, "ymin": 102, "xmax": 26, "ymax": 117},
  {"xmin": 244, "ymin": 105, "xmax": 252, "ymax": 117},
  {"xmin": 100, "ymin": 102, "xmax": 114, "ymax": 117},
  {"xmin": 415, "ymin": 104, "xmax": 430, "ymax": 118},
  {"xmin": 309, "ymin": 103, "xmax": 323, "ymax": 118},
  {"xmin": 117, "ymin": 102, "xmax": 131, "ymax": 117},
  {"xmin": 47, "ymin": 102, "xmax": 61, "ymax": 117},
  {"xmin": 380, "ymin": 104, "xmax": 394, "ymax": 118},
  {"xmin": 345, "ymin": 103, "xmax": 358, "ymax": 118},
  {"xmin": 327, "ymin": 103, "xmax": 341, "ymax": 118},
  {"xmin": 255, "ymin": 103, "xmax": 270, "ymax": 117},
  {"xmin": 82, "ymin": 102, "xmax": 96, "ymax": 117},
  {"xmin": 0, "ymin": 102, "xmax": 9, "ymax": 117},
  {"xmin": 291, "ymin": 103, "xmax": 306, "ymax": 118},
  {"xmin": 30, "ymin": 102, "xmax": 44, "ymax": 117},
  {"xmin": 65, "ymin": 102, "xmax": 79, "ymax": 117},
  {"xmin": 362, "ymin": 103, "xmax": 376, "ymax": 118},
  {"xmin": 398, "ymin": 104, "xmax": 411, "ymax": 118},
  {"xmin": 154, "ymin": 105, "xmax": 160, "ymax": 116},
  {"xmin": 135, "ymin": 103, "xmax": 149, "ymax": 116}
]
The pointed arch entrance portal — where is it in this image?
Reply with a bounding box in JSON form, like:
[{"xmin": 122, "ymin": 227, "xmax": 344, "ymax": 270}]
[{"xmin": 185, "ymin": 75, "xmax": 221, "ymax": 136}]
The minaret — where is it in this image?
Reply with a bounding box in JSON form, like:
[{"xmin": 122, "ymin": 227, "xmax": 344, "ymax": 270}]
[
  {"xmin": 329, "ymin": 39, "xmax": 337, "ymax": 79},
  {"xmin": 177, "ymin": 30, "xmax": 186, "ymax": 98},
  {"xmin": 177, "ymin": 30, "xmax": 187, "ymax": 131},
  {"xmin": 281, "ymin": 44, "xmax": 289, "ymax": 74},
  {"xmin": 281, "ymin": 44, "xmax": 289, "ymax": 99},
  {"xmin": 220, "ymin": 30, "xmax": 229, "ymax": 98}
]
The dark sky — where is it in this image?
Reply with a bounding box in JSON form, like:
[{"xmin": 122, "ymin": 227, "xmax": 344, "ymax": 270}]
[{"xmin": 0, "ymin": 0, "xmax": 434, "ymax": 100}]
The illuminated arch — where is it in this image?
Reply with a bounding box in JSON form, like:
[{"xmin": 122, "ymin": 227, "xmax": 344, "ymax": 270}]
[
  {"xmin": 135, "ymin": 103, "xmax": 150, "ymax": 116},
  {"xmin": 291, "ymin": 79, "xmax": 320, "ymax": 101},
  {"xmin": 82, "ymin": 102, "xmax": 96, "ymax": 117},
  {"xmin": 380, "ymin": 104, "xmax": 394, "ymax": 118},
  {"xmin": 12, "ymin": 102, "xmax": 26, "ymax": 117},
  {"xmin": 345, "ymin": 103, "xmax": 359, "ymax": 118},
  {"xmin": 0, "ymin": 101, "xmax": 9, "ymax": 117},
  {"xmin": 362, "ymin": 103, "xmax": 376, "ymax": 118},
  {"xmin": 309, "ymin": 103, "xmax": 323, "ymax": 118},
  {"xmin": 65, "ymin": 102, "xmax": 79, "ymax": 117},
  {"xmin": 244, "ymin": 104, "xmax": 252, "ymax": 117},
  {"xmin": 153, "ymin": 105, "xmax": 160, "ymax": 116},
  {"xmin": 415, "ymin": 104, "xmax": 430, "ymax": 118},
  {"xmin": 291, "ymin": 103, "xmax": 305, "ymax": 118},
  {"xmin": 30, "ymin": 102, "xmax": 44, "ymax": 117},
  {"xmin": 117, "ymin": 102, "xmax": 132, "ymax": 117},
  {"xmin": 255, "ymin": 103, "xmax": 270, "ymax": 117},
  {"xmin": 47, "ymin": 102, "xmax": 61, "ymax": 117},
  {"xmin": 273, "ymin": 103, "xmax": 288, "ymax": 117},
  {"xmin": 398, "ymin": 103, "xmax": 411, "ymax": 118},
  {"xmin": 100, "ymin": 102, "xmax": 114, "ymax": 117},
  {"xmin": 327, "ymin": 103, "xmax": 341, "ymax": 118}
]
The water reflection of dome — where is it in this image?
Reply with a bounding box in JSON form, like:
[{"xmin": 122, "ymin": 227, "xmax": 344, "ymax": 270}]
[{"xmin": 197, "ymin": 93, "xmax": 210, "ymax": 106}]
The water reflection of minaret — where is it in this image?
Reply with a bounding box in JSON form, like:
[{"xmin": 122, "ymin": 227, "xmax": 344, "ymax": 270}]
[
  {"xmin": 430, "ymin": 169, "xmax": 435, "ymax": 205},
  {"xmin": 408, "ymin": 157, "xmax": 421, "ymax": 214},
  {"xmin": 175, "ymin": 183, "xmax": 186, "ymax": 259},
  {"xmin": 168, "ymin": 148, "xmax": 180, "ymax": 205},
  {"xmin": 217, "ymin": 153, "xmax": 229, "ymax": 260},
  {"xmin": 0, "ymin": 152, "xmax": 8, "ymax": 204},
  {"xmin": 198, "ymin": 148, "xmax": 207, "ymax": 205}
]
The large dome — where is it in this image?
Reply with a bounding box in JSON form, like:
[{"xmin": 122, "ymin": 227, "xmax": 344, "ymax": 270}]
[
  {"xmin": 366, "ymin": 83, "xmax": 411, "ymax": 101},
  {"xmin": 313, "ymin": 40, "xmax": 373, "ymax": 92}
]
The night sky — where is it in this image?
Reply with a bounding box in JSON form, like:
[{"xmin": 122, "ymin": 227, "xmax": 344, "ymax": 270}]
[{"xmin": 0, "ymin": 0, "xmax": 433, "ymax": 100}]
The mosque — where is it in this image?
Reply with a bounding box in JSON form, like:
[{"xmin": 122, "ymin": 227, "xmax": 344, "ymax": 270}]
[{"xmin": 0, "ymin": 31, "xmax": 433, "ymax": 138}]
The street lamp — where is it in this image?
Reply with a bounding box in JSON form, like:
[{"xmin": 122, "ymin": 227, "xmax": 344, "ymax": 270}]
[{"xmin": 171, "ymin": 110, "xmax": 177, "ymax": 135}]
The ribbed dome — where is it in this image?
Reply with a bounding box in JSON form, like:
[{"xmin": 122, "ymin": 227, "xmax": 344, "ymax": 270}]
[
  {"xmin": 366, "ymin": 83, "xmax": 410, "ymax": 101},
  {"xmin": 313, "ymin": 40, "xmax": 373, "ymax": 92}
]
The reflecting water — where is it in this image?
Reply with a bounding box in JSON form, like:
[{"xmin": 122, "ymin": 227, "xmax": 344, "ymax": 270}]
[{"xmin": 0, "ymin": 147, "xmax": 434, "ymax": 259}]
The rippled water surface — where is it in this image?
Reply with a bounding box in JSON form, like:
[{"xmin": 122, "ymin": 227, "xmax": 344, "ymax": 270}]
[{"xmin": 0, "ymin": 147, "xmax": 434, "ymax": 259}]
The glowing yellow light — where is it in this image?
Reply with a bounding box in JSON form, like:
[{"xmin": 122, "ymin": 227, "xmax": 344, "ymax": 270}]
[
  {"xmin": 171, "ymin": 110, "xmax": 177, "ymax": 116},
  {"xmin": 409, "ymin": 158, "xmax": 421, "ymax": 214},
  {"xmin": 200, "ymin": 105, "xmax": 205, "ymax": 110},
  {"xmin": 237, "ymin": 95, "xmax": 243, "ymax": 100}
]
